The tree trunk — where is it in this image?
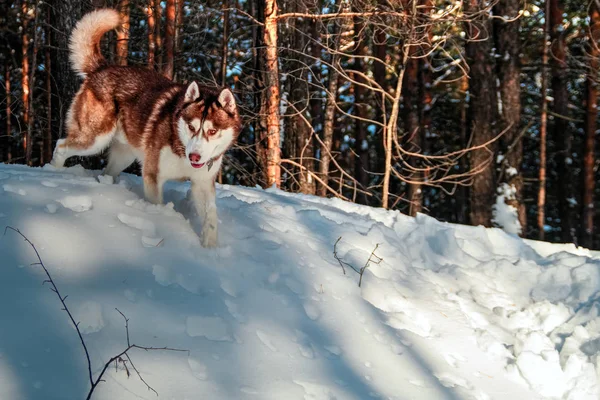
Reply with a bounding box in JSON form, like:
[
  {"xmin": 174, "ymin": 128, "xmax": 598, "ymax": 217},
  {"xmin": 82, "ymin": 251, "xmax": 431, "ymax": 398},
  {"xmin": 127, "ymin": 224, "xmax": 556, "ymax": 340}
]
[
  {"xmin": 21, "ymin": 0, "xmax": 30, "ymax": 160},
  {"xmin": 221, "ymin": 0, "xmax": 229, "ymax": 85},
  {"xmin": 262, "ymin": 0, "xmax": 281, "ymax": 187},
  {"xmin": 373, "ymin": 27, "xmax": 387, "ymax": 177},
  {"xmin": 174, "ymin": 0, "xmax": 184, "ymax": 80},
  {"xmin": 116, "ymin": 0, "xmax": 130, "ymax": 66},
  {"xmin": 304, "ymin": 0, "xmax": 321, "ymax": 195},
  {"xmin": 353, "ymin": 17, "xmax": 370, "ymax": 204},
  {"xmin": 382, "ymin": 68, "xmax": 406, "ymax": 209},
  {"xmin": 147, "ymin": 0, "xmax": 156, "ymax": 68},
  {"xmin": 155, "ymin": 0, "xmax": 163, "ymax": 69},
  {"xmin": 319, "ymin": 4, "xmax": 350, "ymax": 197},
  {"xmin": 458, "ymin": 74, "xmax": 469, "ymax": 223},
  {"xmin": 417, "ymin": 0, "xmax": 433, "ymax": 216},
  {"xmin": 382, "ymin": 5, "xmax": 412, "ymax": 209},
  {"xmin": 49, "ymin": 0, "xmax": 92, "ymax": 146},
  {"xmin": 290, "ymin": 3, "xmax": 314, "ymax": 195},
  {"xmin": 465, "ymin": 0, "xmax": 497, "ymax": 227},
  {"xmin": 295, "ymin": 103, "xmax": 314, "ymax": 194},
  {"xmin": 163, "ymin": 0, "xmax": 175, "ymax": 79},
  {"xmin": 550, "ymin": 0, "xmax": 574, "ymax": 243},
  {"xmin": 252, "ymin": 0, "xmax": 267, "ymax": 185},
  {"xmin": 494, "ymin": 0, "xmax": 524, "ymax": 234},
  {"xmin": 582, "ymin": 1, "xmax": 600, "ymax": 248},
  {"xmin": 404, "ymin": 53, "xmax": 422, "ymax": 216},
  {"xmin": 26, "ymin": 1, "xmax": 40, "ymax": 166},
  {"xmin": 217, "ymin": 0, "xmax": 230, "ymax": 185},
  {"xmin": 4, "ymin": 60, "xmax": 11, "ymax": 162},
  {"xmin": 538, "ymin": 0, "xmax": 550, "ymax": 240},
  {"xmin": 44, "ymin": 19, "xmax": 52, "ymax": 165},
  {"xmin": 319, "ymin": 56, "xmax": 340, "ymax": 196}
]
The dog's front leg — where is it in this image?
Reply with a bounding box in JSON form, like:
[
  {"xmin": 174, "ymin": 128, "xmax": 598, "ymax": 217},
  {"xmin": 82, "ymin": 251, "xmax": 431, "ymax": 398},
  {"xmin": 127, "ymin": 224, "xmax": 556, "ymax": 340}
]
[
  {"xmin": 191, "ymin": 177, "xmax": 218, "ymax": 248},
  {"xmin": 143, "ymin": 165, "xmax": 164, "ymax": 205}
]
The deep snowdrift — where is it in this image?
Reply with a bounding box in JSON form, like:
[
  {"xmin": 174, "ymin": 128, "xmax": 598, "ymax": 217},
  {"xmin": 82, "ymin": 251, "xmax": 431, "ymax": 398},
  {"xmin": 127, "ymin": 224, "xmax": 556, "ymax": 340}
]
[{"xmin": 0, "ymin": 163, "xmax": 598, "ymax": 400}]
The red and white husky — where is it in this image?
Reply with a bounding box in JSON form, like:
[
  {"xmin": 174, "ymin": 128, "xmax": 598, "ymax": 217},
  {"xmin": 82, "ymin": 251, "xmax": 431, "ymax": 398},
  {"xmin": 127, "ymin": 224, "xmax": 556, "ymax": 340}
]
[{"xmin": 51, "ymin": 9, "xmax": 241, "ymax": 247}]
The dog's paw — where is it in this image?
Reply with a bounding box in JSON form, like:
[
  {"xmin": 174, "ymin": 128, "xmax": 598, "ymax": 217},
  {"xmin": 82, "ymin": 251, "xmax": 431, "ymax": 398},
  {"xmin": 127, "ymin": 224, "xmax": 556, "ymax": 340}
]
[
  {"xmin": 201, "ymin": 229, "xmax": 218, "ymax": 248},
  {"xmin": 50, "ymin": 156, "xmax": 65, "ymax": 169},
  {"xmin": 97, "ymin": 174, "xmax": 114, "ymax": 185}
]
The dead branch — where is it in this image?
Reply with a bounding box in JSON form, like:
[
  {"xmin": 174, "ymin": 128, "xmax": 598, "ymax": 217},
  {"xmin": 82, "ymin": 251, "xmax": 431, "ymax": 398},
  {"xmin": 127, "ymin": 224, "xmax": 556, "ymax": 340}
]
[
  {"xmin": 277, "ymin": 11, "xmax": 408, "ymax": 21},
  {"xmin": 333, "ymin": 237, "xmax": 382, "ymax": 287},
  {"xmin": 4, "ymin": 226, "xmax": 94, "ymax": 386},
  {"xmin": 4, "ymin": 227, "xmax": 188, "ymax": 400},
  {"xmin": 359, "ymin": 244, "xmax": 382, "ymax": 287}
]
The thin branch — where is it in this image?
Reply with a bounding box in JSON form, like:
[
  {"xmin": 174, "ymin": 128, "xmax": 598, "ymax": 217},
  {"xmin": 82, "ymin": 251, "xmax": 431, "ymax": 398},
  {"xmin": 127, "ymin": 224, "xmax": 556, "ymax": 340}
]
[
  {"xmin": 4, "ymin": 227, "xmax": 187, "ymax": 400},
  {"xmin": 4, "ymin": 226, "xmax": 94, "ymax": 386},
  {"xmin": 333, "ymin": 237, "xmax": 382, "ymax": 287},
  {"xmin": 277, "ymin": 11, "xmax": 408, "ymax": 21}
]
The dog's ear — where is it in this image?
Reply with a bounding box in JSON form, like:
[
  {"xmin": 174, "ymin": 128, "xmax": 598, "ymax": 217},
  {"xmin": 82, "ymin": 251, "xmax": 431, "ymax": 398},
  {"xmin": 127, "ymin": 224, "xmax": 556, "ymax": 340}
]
[
  {"xmin": 218, "ymin": 88, "xmax": 236, "ymax": 113},
  {"xmin": 184, "ymin": 81, "xmax": 200, "ymax": 103}
]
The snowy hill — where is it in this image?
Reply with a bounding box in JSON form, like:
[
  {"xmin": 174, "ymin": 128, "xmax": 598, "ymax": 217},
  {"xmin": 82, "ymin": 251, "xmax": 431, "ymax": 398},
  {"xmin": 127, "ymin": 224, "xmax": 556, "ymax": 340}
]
[{"xmin": 0, "ymin": 163, "xmax": 598, "ymax": 400}]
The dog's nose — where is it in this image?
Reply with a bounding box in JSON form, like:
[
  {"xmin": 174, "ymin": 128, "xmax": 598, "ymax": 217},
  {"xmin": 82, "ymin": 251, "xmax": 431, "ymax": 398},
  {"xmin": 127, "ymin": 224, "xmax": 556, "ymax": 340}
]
[{"xmin": 189, "ymin": 153, "xmax": 201, "ymax": 163}]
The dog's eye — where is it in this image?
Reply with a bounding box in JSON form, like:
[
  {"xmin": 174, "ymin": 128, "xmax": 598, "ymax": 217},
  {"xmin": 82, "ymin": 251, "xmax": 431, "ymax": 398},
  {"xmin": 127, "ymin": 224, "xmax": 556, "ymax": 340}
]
[
  {"xmin": 188, "ymin": 123, "xmax": 195, "ymax": 132},
  {"xmin": 207, "ymin": 129, "xmax": 217, "ymax": 136}
]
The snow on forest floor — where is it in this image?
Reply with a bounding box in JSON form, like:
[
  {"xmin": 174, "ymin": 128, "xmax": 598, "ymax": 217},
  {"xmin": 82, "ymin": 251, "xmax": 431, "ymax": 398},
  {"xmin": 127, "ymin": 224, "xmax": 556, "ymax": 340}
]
[{"xmin": 0, "ymin": 163, "xmax": 598, "ymax": 400}]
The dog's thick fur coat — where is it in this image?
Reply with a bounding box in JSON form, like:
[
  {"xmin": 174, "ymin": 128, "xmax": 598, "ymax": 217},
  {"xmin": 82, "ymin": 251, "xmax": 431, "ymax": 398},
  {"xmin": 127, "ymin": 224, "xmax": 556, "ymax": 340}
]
[{"xmin": 51, "ymin": 9, "xmax": 241, "ymax": 247}]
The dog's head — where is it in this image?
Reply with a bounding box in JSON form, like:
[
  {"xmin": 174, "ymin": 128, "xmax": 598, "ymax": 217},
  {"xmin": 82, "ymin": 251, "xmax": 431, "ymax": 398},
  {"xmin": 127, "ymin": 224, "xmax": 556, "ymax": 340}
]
[{"xmin": 177, "ymin": 82, "xmax": 241, "ymax": 170}]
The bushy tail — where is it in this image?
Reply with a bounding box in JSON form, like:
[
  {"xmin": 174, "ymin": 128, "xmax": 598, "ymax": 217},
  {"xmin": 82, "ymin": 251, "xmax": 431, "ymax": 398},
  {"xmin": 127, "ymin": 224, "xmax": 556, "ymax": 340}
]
[{"xmin": 69, "ymin": 9, "xmax": 120, "ymax": 78}]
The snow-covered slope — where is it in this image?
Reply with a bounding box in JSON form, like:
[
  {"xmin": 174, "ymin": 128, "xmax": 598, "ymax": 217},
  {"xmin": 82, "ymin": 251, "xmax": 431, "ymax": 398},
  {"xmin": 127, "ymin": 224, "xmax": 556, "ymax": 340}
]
[{"xmin": 0, "ymin": 163, "xmax": 598, "ymax": 400}]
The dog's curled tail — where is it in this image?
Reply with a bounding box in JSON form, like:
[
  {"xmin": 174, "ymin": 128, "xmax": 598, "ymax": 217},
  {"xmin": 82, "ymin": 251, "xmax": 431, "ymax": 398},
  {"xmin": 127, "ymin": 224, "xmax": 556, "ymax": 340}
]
[{"xmin": 69, "ymin": 9, "xmax": 120, "ymax": 78}]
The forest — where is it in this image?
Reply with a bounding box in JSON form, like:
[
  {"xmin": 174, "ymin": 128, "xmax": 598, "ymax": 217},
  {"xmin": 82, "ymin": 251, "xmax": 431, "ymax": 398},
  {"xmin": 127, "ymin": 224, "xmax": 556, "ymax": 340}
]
[{"xmin": 0, "ymin": 0, "xmax": 599, "ymax": 248}]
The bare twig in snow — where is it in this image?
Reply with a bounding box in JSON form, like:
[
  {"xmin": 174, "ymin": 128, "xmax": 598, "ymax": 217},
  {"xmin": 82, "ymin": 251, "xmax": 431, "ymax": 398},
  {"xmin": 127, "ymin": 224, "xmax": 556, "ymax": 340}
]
[
  {"xmin": 4, "ymin": 227, "xmax": 188, "ymax": 400},
  {"xmin": 333, "ymin": 236, "xmax": 382, "ymax": 287}
]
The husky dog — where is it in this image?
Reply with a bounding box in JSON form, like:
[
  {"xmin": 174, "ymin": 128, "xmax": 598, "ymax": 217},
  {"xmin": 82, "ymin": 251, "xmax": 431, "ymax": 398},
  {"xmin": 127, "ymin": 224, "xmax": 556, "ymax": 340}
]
[{"xmin": 51, "ymin": 9, "xmax": 241, "ymax": 247}]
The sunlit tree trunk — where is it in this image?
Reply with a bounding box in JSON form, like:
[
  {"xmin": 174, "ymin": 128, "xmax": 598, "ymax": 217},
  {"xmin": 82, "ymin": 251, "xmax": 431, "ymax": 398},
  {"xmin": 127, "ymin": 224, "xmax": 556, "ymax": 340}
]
[
  {"xmin": 21, "ymin": 0, "xmax": 30, "ymax": 159},
  {"xmin": 262, "ymin": 0, "xmax": 281, "ymax": 187},
  {"xmin": 116, "ymin": 0, "xmax": 130, "ymax": 66},
  {"xmin": 163, "ymin": 0, "xmax": 175, "ymax": 79},
  {"xmin": 582, "ymin": 1, "xmax": 600, "ymax": 248},
  {"xmin": 4, "ymin": 60, "xmax": 11, "ymax": 162},
  {"xmin": 26, "ymin": 1, "xmax": 40, "ymax": 165},
  {"xmin": 155, "ymin": 0, "xmax": 163, "ymax": 69},
  {"xmin": 147, "ymin": 0, "xmax": 156, "ymax": 68}
]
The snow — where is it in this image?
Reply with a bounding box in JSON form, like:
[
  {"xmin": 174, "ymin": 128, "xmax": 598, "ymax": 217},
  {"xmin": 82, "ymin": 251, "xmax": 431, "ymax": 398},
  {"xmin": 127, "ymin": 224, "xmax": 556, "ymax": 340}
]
[
  {"xmin": 493, "ymin": 183, "xmax": 522, "ymax": 235},
  {"xmin": 58, "ymin": 195, "xmax": 93, "ymax": 212},
  {"xmin": 0, "ymin": 163, "xmax": 599, "ymax": 400},
  {"xmin": 74, "ymin": 301, "xmax": 105, "ymax": 335}
]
